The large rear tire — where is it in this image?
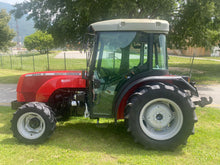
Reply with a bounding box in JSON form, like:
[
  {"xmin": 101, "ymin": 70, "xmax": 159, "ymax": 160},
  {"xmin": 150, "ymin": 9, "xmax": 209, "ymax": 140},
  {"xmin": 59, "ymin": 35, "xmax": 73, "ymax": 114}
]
[
  {"xmin": 126, "ymin": 83, "xmax": 196, "ymax": 150},
  {"xmin": 11, "ymin": 102, "xmax": 56, "ymax": 144}
]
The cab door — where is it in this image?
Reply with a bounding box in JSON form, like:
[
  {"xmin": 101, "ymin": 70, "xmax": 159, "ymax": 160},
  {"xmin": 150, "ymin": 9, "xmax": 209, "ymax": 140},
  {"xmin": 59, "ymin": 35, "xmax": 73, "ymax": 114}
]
[{"xmin": 88, "ymin": 31, "xmax": 137, "ymax": 118}]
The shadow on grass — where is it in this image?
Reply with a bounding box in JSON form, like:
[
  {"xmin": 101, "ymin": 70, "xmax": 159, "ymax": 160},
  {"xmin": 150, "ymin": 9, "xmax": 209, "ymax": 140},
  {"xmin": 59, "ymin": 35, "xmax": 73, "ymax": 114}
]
[
  {"xmin": 0, "ymin": 108, "xmax": 14, "ymax": 135},
  {"xmin": 169, "ymin": 63, "xmax": 220, "ymax": 84},
  {"xmin": 0, "ymin": 123, "xmax": 185, "ymax": 157},
  {"xmin": 169, "ymin": 63, "xmax": 220, "ymax": 75},
  {"xmin": 50, "ymin": 121, "xmax": 185, "ymax": 155},
  {"xmin": 0, "ymin": 108, "xmax": 185, "ymax": 156}
]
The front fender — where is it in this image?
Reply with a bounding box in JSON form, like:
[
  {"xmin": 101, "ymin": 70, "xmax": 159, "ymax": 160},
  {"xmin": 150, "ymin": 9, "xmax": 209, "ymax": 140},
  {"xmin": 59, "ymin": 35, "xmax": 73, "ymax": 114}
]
[{"xmin": 36, "ymin": 76, "xmax": 86, "ymax": 102}]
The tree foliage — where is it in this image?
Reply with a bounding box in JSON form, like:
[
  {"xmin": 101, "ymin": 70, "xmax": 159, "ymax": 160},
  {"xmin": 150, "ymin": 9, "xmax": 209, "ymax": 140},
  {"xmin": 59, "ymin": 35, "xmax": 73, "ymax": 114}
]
[
  {"xmin": 168, "ymin": 0, "xmax": 220, "ymax": 48},
  {"xmin": 12, "ymin": 0, "xmax": 220, "ymax": 49},
  {"xmin": 0, "ymin": 9, "xmax": 15, "ymax": 51},
  {"xmin": 24, "ymin": 31, "xmax": 54, "ymax": 54}
]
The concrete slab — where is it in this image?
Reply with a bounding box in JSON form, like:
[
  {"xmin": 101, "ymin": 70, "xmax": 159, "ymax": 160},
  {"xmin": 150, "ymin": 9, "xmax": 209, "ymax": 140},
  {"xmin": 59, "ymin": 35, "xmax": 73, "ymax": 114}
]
[
  {"xmin": 0, "ymin": 84, "xmax": 17, "ymax": 106},
  {"xmin": 196, "ymin": 84, "xmax": 220, "ymax": 108}
]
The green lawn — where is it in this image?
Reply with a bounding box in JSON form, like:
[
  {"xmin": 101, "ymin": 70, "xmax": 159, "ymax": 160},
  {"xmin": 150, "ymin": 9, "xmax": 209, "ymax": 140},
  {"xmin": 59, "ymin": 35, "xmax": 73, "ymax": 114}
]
[
  {"xmin": 0, "ymin": 106, "xmax": 219, "ymax": 165},
  {"xmin": 0, "ymin": 69, "xmax": 28, "ymax": 84},
  {"xmin": 199, "ymin": 56, "xmax": 220, "ymax": 60},
  {"xmin": 168, "ymin": 56, "xmax": 220, "ymax": 84},
  {"xmin": 0, "ymin": 51, "xmax": 86, "ymax": 72}
]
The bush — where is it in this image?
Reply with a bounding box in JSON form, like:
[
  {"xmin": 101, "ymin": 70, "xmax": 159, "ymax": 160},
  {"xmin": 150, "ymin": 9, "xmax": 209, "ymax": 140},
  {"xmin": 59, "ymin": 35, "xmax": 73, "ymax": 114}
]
[{"xmin": 24, "ymin": 31, "xmax": 54, "ymax": 54}]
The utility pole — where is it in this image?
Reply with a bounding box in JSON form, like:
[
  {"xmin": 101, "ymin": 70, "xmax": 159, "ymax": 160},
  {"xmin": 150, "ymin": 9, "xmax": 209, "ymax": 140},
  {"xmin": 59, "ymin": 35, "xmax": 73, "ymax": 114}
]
[{"xmin": 16, "ymin": 19, "xmax": 20, "ymax": 50}]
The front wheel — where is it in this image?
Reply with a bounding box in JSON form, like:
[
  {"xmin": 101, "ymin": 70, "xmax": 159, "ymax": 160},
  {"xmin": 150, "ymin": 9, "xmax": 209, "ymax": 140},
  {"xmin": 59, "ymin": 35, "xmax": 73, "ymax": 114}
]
[
  {"xmin": 126, "ymin": 83, "xmax": 196, "ymax": 150},
  {"xmin": 11, "ymin": 102, "xmax": 56, "ymax": 144}
]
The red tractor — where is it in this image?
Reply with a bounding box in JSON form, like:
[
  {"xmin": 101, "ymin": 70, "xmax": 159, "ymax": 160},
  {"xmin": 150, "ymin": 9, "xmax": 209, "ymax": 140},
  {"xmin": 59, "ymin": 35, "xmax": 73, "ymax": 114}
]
[{"xmin": 11, "ymin": 19, "xmax": 212, "ymax": 150}]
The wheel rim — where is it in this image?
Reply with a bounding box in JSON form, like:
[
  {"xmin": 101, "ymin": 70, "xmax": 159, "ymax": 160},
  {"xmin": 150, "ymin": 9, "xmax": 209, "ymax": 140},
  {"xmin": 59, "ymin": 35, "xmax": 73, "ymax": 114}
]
[
  {"xmin": 17, "ymin": 112, "xmax": 46, "ymax": 140},
  {"xmin": 139, "ymin": 98, "xmax": 183, "ymax": 140}
]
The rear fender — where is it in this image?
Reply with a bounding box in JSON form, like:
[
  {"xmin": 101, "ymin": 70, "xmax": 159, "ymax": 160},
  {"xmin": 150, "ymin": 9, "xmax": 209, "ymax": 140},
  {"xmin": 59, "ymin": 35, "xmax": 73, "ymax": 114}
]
[
  {"xmin": 36, "ymin": 76, "xmax": 86, "ymax": 102},
  {"xmin": 114, "ymin": 76, "xmax": 198, "ymax": 120}
]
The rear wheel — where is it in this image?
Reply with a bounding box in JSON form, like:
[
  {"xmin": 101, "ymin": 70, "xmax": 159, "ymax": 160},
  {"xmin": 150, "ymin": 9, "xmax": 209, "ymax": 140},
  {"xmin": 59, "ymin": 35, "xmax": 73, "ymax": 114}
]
[
  {"xmin": 11, "ymin": 102, "xmax": 56, "ymax": 144},
  {"xmin": 126, "ymin": 83, "xmax": 196, "ymax": 150}
]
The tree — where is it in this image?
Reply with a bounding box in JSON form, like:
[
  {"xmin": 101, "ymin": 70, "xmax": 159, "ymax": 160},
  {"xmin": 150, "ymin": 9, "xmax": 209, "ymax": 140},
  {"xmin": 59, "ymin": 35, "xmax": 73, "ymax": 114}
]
[
  {"xmin": 168, "ymin": 0, "xmax": 220, "ymax": 48},
  {"xmin": 0, "ymin": 9, "xmax": 15, "ymax": 51},
  {"xmin": 11, "ymin": 0, "xmax": 177, "ymax": 47},
  {"xmin": 11, "ymin": 0, "xmax": 220, "ymax": 49},
  {"xmin": 24, "ymin": 31, "xmax": 54, "ymax": 54}
]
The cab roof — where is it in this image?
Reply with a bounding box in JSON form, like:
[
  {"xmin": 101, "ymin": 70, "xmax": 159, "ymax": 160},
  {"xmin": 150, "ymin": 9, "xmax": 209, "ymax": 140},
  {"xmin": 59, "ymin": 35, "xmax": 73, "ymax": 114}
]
[{"xmin": 90, "ymin": 19, "xmax": 169, "ymax": 34}]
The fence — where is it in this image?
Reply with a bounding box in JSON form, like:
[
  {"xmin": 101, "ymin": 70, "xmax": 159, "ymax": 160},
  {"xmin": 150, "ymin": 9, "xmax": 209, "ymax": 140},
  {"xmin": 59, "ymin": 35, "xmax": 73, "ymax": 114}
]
[{"xmin": 0, "ymin": 52, "xmax": 86, "ymax": 72}]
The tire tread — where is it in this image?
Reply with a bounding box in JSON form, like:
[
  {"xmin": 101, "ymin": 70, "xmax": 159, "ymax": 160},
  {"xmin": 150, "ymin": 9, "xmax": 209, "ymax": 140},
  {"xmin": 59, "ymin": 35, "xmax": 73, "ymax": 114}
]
[{"xmin": 126, "ymin": 83, "xmax": 196, "ymax": 150}]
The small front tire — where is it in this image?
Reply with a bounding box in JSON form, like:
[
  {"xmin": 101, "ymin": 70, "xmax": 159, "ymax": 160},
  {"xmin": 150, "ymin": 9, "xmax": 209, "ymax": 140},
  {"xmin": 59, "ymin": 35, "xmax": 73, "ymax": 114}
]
[{"xmin": 11, "ymin": 102, "xmax": 56, "ymax": 144}]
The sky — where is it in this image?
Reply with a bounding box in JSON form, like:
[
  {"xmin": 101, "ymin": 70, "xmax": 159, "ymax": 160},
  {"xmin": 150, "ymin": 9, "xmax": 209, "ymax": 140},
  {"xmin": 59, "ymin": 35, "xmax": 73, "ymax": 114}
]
[{"xmin": 0, "ymin": 0, "xmax": 25, "ymax": 4}]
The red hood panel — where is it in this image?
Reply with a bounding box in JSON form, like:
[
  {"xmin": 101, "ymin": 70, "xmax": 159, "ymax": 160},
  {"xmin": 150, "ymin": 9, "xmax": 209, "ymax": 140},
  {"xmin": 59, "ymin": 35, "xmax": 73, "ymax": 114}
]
[{"xmin": 17, "ymin": 71, "xmax": 86, "ymax": 102}]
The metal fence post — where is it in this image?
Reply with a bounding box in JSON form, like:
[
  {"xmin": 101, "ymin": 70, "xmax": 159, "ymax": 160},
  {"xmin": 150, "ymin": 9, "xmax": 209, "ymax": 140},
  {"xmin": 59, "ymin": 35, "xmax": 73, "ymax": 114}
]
[
  {"xmin": 20, "ymin": 54, "xmax": 23, "ymax": 70},
  {"xmin": 47, "ymin": 51, "xmax": 50, "ymax": 71},
  {"xmin": 64, "ymin": 51, "xmax": 66, "ymax": 70},
  {"xmin": 10, "ymin": 55, "xmax": 12, "ymax": 69},
  {"xmin": 0, "ymin": 54, "xmax": 2, "ymax": 68},
  {"xmin": 33, "ymin": 54, "xmax": 35, "ymax": 72}
]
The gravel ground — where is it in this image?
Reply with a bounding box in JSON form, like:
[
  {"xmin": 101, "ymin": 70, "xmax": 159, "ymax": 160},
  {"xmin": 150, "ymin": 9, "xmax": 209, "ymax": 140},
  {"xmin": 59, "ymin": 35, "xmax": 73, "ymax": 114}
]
[
  {"xmin": 0, "ymin": 84, "xmax": 17, "ymax": 106},
  {"xmin": 195, "ymin": 85, "xmax": 220, "ymax": 108}
]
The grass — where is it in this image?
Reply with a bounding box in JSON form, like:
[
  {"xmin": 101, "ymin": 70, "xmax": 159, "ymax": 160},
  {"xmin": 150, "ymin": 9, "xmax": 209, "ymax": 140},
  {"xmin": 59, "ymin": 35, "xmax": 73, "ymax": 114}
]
[
  {"xmin": 0, "ymin": 106, "xmax": 219, "ymax": 164},
  {"xmin": 0, "ymin": 69, "xmax": 28, "ymax": 84},
  {"xmin": 168, "ymin": 56, "xmax": 220, "ymax": 84},
  {"xmin": 0, "ymin": 51, "xmax": 86, "ymax": 72},
  {"xmin": 200, "ymin": 56, "xmax": 220, "ymax": 59}
]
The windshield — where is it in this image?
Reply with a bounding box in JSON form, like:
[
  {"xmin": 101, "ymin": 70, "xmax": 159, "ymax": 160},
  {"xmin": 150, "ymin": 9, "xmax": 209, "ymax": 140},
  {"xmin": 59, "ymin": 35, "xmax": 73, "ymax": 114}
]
[{"xmin": 96, "ymin": 32, "xmax": 136, "ymax": 74}]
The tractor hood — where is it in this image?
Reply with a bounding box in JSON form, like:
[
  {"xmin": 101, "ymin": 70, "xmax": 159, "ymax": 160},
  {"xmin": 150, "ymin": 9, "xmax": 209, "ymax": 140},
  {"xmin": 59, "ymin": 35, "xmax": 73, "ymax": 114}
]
[{"xmin": 17, "ymin": 71, "xmax": 86, "ymax": 103}]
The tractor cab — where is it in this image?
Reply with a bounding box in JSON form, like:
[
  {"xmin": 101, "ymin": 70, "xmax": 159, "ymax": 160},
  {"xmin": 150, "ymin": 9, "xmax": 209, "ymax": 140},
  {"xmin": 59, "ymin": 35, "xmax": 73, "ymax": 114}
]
[{"xmin": 85, "ymin": 19, "xmax": 170, "ymax": 118}]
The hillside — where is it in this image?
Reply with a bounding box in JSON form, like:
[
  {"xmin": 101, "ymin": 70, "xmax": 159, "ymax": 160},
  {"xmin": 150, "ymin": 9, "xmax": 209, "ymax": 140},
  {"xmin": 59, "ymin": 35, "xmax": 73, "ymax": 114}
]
[{"xmin": 0, "ymin": 2, "xmax": 35, "ymax": 44}]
